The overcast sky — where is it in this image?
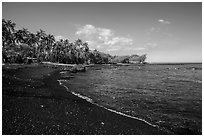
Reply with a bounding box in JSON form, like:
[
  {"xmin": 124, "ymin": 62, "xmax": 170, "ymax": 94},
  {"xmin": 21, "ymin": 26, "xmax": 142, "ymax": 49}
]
[{"xmin": 2, "ymin": 2, "xmax": 202, "ymax": 62}]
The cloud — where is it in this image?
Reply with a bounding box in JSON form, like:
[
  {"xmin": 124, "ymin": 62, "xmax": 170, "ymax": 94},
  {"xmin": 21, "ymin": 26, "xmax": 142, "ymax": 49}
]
[
  {"xmin": 104, "ymin": 37, "xmax": 133, "ymax": 46},
  {"xmin": 76, "ymin": 24, "xmax": 133, "ymax": 53},
  {"xmin": 106, "ymin": 47, "xmax": 121, "ymax": 52},
  {"xmin": 146, "ymin": 19, "xmax": 173, "ymax": 39},
  {"xmin": 158, "ymin": 19, "xmax": 171, "ymax": 25},
  {"xmin": 133, "ymin": 47, "xmax": 146, "ymax": 51},
  {"xmin": 146, "ymin": 19, "xmax": 171, "ymax": 36},
  {"xmin": 125, "ymin": 43, "xmax": 158, "ymax": 52},
  {"xmin": 144, "ymin": 42, "xmax": 158, "ymax": 48},
  {"xmin": 146, "ymin": 27, "xmax": 160, "ymax": 36},
  {"xmin": 76, "ymin": 24, "xmax": 98, "ymax": 36}
]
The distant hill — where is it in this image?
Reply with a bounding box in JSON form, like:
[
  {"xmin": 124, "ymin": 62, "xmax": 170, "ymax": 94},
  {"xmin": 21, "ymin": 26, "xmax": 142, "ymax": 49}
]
[{"xmin": 110, "ymin": 54, "xmax": 147, "ymax": 64}]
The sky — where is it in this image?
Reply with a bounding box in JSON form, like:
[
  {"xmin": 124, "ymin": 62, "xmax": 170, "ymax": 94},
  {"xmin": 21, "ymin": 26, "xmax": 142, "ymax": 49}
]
[{"xmin": 2, "ymin": 2, "xmax": 202, "ymax": 63}]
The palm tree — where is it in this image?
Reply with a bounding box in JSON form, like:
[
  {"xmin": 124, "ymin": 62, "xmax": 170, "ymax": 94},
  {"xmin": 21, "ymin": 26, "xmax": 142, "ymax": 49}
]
[
  {"xmin": 2, "ymin": 19, "xmax": 16, "ymax": 48},
  {"xmin": 2, "ymin": 19, "xmax": 16, "ymax": 34},
  {"xmin": 22, "ymin": 28, "xmax": 30, "ymax": 43},
  {"xmin": 26, "ymin": 33, "xmax": 37, "ymax": 46},
  {"xmin": 36, "ymin": 29, "xmax": 46, "ymax": 40},
  {"xmin": 26, "ymin": 33, "xmax": 38, "ymax": 58},
  {"xmin": 47, "ymin": 34, "xmax": 55, "ymax": 46},
  {"xmin": 36, "ymin": 29, "xmax": 46, "ymax": 44},
  {"xmin": 44, "ymin": 34, "xmax": 55, "ymax": 60},
  {"xmin": 82, "ymin": 42, "xmax": 89, "ymax": 64},
  {"xmin": 36, "ymin": 29, "xmax": 47, "ymax": 50},
  {"xmin": 35, "ymin": 29, "xmax": 49, "ymax": 61},
  {"xmin": 2, "ymin": 19, "xmax": 17, "ymax": 63},
  {"xmin": 14, "ymin": 28, "xmax": 30, "ymax": 44},
  {"xmin": 14, "ymin": 30, "xmax": 23, "ymax": 44},
  {"xmin": 3, "ymin": 19, "xmax": 118, "ymax": 64}
]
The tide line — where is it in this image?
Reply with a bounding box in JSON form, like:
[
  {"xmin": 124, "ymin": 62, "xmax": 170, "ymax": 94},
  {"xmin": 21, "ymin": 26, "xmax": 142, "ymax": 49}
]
[{"xmin": 57, "ymin": 79, "xmax": 159, "ymax": 128}]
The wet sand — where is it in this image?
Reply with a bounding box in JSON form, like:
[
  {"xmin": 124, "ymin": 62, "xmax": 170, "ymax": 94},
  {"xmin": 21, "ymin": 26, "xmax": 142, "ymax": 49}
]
[{"xmin": 2, "ymin": 64, "xmax": 169, "ymax": 135}]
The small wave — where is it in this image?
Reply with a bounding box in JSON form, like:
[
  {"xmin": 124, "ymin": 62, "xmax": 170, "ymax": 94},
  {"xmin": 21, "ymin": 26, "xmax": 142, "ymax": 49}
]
[
  {"xmin": 176, "ymin": 79, "xmax": 202, "ymax": 84},
  {"xmin": 96, "ymin": 103, "xmax": 158, "ymax": 128},
  {"xmin": 58, "ymin": 80, "xmax": 93, "ymax": 103},
  {"xmin": 60, "ymin": 71, "xmax": 68, "ymax": 74},
  {"xmin": 185, "ymin": 80, "xmax": 202, "ymax": 83},
  {"xmin": 58, "ymin": 79, "xmax": 68, "ymax": 83},
  {"xmin": 57, "ymin": 79, "xmax": 158, "ymax": 129},
  {"xmin": 71, "ymin": 91, "xmax": 93, "ymax": 103},
  {"xmin": 190, "ymin": 80, "xmax": 202, "ymax": 83},
  {"xmin": 164, "ymin": 77, "xmax": 202, "ymax": 84}
]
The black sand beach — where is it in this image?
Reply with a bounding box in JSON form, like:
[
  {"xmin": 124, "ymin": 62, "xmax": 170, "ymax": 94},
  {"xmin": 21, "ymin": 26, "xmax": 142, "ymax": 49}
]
[{"xmin": 2, "ymin": 64, "xmax": 169, "ymax": 135}]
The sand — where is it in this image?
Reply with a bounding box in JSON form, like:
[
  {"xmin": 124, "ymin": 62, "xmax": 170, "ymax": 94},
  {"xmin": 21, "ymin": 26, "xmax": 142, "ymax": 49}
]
[{"xmin": 2, "ymin": 64, "xmax": 169, "ymax": 135}]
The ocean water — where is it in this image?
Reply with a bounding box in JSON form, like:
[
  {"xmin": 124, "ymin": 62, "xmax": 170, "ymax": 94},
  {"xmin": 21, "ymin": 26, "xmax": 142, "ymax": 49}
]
[{"xmin": 59, "ymin": 63, "xmax": 202, "ymax": 134}]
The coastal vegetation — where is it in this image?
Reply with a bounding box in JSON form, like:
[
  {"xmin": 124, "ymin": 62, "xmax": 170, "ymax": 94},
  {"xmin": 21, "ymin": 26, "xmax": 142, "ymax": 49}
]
[{"xmin": 2, "ymin": 19, "xmax": 147, "ymax": 65}]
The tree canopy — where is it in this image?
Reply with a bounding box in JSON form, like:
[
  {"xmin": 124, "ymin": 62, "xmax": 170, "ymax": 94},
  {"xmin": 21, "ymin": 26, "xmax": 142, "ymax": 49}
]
[{"xmin": 2, "ymin": 19, "xmax": 147, "ymax": 64}]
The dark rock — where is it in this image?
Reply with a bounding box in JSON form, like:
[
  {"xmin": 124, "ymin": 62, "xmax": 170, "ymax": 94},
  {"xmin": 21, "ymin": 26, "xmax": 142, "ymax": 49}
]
[{"xmin": 70, "ymin": 65, "xmax": 86, "ymax": 73}]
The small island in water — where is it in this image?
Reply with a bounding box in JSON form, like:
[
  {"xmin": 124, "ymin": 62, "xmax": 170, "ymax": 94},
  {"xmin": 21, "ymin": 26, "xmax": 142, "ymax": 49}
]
[{"xmin": 2, "ymin": 19, "xmax": 202, "ymax": 135}]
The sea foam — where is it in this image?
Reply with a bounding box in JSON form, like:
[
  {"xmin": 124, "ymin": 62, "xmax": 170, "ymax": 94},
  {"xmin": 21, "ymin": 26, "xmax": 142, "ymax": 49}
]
[{"xmin": 57, "ymin": 79, "xmax": 158, "ymax": 128}]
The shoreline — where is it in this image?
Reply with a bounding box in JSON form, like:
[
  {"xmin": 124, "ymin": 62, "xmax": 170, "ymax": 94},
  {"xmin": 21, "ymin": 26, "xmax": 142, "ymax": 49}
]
[
  {"xmin": 2, "ymin": 64, "xmax": 169, "ymax": 134},
  {"xmin": 58, "ymin": 79, "xmax": 159, "ymax": 128}
]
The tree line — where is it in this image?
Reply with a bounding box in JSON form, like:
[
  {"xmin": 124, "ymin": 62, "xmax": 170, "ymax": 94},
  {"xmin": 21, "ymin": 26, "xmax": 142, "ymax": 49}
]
[{"xmin": 2, "ymin": 19, "xmax": 146, "ymax": 64}]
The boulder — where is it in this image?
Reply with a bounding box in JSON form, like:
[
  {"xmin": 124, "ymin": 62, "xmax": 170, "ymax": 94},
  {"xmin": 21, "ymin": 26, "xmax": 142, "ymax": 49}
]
[{"xmin": 70, "ymin": 64, "xmax": 86, "ymax": 73}]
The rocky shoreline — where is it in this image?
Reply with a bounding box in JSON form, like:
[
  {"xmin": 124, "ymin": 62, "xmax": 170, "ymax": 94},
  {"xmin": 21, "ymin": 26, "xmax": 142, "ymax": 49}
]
[{"xmin": 2, "ymin": 64, "xmax": 169, "ymax": 135}]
